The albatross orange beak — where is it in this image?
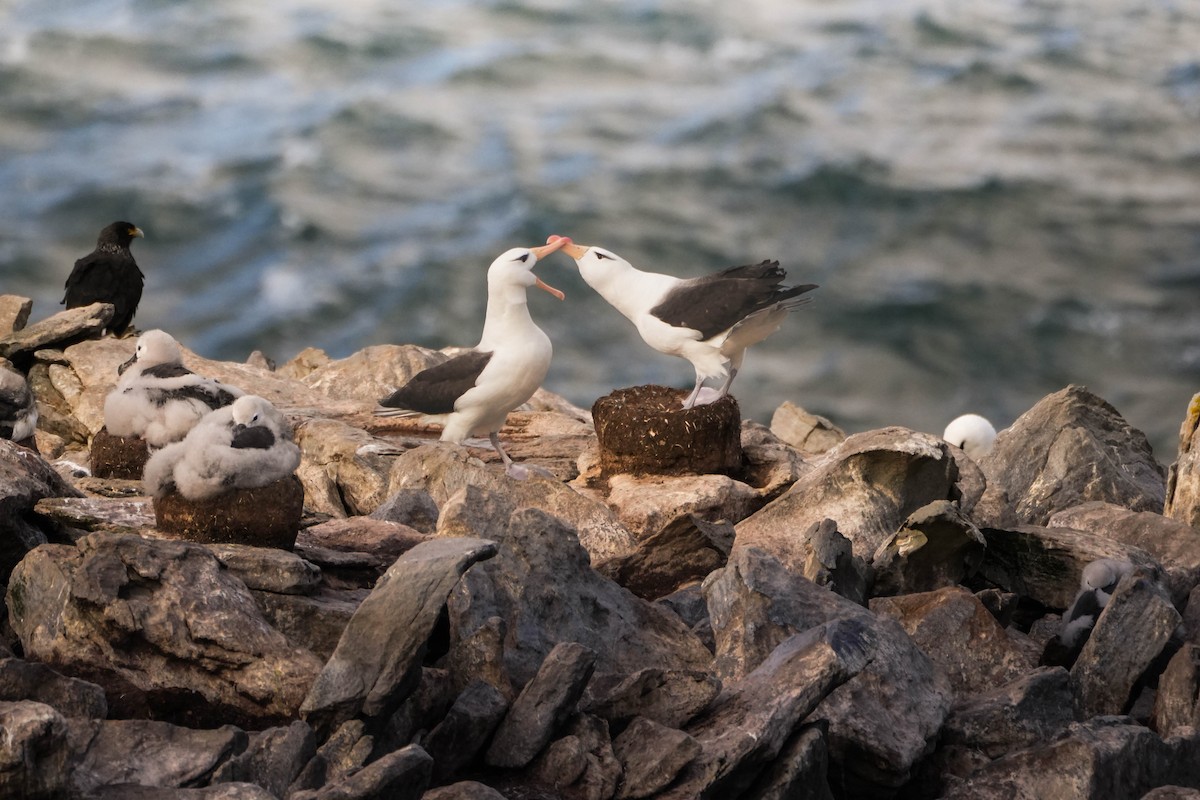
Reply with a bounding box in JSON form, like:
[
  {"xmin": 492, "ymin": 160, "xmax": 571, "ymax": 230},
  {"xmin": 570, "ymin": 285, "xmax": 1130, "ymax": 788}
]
[
  {"xmin": 527, "ymin": 237, "xmax": 569, "ymax": 300},
  {"xmin": 547, "ymin": 235, "xmax": 588, "ymax": 260}
]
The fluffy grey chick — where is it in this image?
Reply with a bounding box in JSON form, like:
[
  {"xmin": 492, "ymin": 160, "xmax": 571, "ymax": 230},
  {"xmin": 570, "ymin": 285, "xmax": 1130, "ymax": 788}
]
[
  {"xmin": 1041, "ymin": 557, "xmax": 1135, "ymax": 668},
  {"xmin": 0, "ymin": 364, "xmax": 37, "ymax": 442},
  {"xmin": 104, "ymin": 329, "xmax": 242, "ymax": 448},
  {"xmin": 144, "ymin": 395, "xmax": 300, "ymax": 501}
]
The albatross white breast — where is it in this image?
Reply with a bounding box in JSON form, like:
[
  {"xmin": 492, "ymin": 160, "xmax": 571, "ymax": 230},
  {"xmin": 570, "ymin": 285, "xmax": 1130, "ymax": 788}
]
[
  {"xmin": 375, "ymin": 238, "xmax": 569, "ymax": 479},
  {"xmin": 554, "ymin": 239, "xmax": 817, "ymax": 408}
]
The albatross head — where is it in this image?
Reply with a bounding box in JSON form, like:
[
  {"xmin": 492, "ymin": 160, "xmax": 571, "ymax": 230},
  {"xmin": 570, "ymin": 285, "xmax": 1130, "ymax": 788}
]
[
  {"xmin": 486, "ymin": 238, "xmax": 570, "ymax": 302},
  {"xmin": 119, "ymin": 329, "xmax": 183, "ymax": 375}
]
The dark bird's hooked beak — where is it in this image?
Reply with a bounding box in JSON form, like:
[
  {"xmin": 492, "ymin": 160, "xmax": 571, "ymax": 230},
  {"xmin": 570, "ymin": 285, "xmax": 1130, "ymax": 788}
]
[
  {"xmin": 130, "ymin": 226, "xmax": 145, "ymax": 239},
  {"xmin": 117, "ymin": 352, "xmax": 138, "ymax": 375}
]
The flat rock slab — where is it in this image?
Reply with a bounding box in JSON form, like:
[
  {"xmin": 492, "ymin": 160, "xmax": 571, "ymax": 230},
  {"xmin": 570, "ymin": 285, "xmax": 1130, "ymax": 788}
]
[
  {"xmin": 593, "ymin": 385, "xmax": 743, "ymax": 477},
  {"xmin": 0, "ymin": 303, "xmax": 113, "ymax": 362},
  {"xmin": 154, "ymin": 475, "xmax": 305, "ymax": 549},
  {"xmin": 35, "ymin": 495, "xmax": 155, "ymax": 534},
  {"xmin": 90, "ymin": 427, "xmax": 150, "ymax": 480}
]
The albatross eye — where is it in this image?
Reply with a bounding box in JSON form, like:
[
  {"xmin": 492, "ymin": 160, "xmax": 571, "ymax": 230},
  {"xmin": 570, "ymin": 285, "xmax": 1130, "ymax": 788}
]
[
  {"xmin": 516, "ymin": 253, "xmax": 530, "ymax": 263},
  {"xmin": 595, "ymin": 252, "xmax": 611, "ymax": 260}
]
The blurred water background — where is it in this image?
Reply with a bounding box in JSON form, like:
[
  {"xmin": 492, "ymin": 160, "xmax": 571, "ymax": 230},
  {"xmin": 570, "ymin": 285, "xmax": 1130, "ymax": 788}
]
[{"xmin": 3, "ymin": 0, "xmax": 1199, "ymax": 461}]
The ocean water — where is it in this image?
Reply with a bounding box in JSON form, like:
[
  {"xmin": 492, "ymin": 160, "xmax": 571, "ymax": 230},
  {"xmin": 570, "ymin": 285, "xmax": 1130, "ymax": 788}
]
[{"xmin": 3, "ymin": 0, "xmax": 1199, "ymax": 460}]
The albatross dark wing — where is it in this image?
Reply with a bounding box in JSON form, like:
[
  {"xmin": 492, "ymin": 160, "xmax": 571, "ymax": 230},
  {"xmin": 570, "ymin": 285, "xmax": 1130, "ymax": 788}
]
[
  {"xmin": 379, "ymin": 351, "xmax": 493, "ymax": 415},
  {"xmin": 141, "ymin": 363, "xmax": 195, "ymax": 380},
  {"xmin": 145, "ymin": 382, "xmax": 240, "ymax": 411},
  {"xmin": 650, "ymin": 260, "xmax": 817, "ymax": 340}
]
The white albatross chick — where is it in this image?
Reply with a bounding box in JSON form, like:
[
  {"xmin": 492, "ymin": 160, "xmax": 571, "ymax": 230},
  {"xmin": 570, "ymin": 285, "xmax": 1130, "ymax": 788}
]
[
  {"xmin": 143, "ymin": 395, "xmax": 300, "ymax": 501},
  {"xmin": 104, "ymin": 329, "xmax": 243, "ymax": 448},
  {"xmin": 554, "ymin": 239, "xmax": 817, "ymax": 409},
  {"xmin": 942, "ymin": 413, "xmax": 997, "ymax": 460},
  {"xmin": 375, "ymin": 238, "xmax": 569, "ymax": 479},
  {"xmin": 0, "ymin": 364, "xmax": 38, "ymax": 442}
]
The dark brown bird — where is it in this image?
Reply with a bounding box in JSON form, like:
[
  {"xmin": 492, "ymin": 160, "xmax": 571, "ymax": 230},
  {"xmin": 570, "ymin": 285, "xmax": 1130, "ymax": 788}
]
[{"xmin": 62, "ymin": 221, "xmax": 145, "ymax": 336}]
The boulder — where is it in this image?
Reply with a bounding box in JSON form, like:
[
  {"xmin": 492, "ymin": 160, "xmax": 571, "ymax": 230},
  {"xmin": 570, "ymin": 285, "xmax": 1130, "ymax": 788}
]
[
  {"xmin": 770, "ymin": 401, "xmax": 846, "ymax": 456},
  {"xmin": 0, "ymin": 295, "xmax": 32, "ymax": 335},
  {"xmin": 0, "ymin": 657, "xmax": 107, "ymax": 719},
  {"xmin": 423, "ymin": 680, "xmax": 509, "ymax": 782},
  {"xmin": 1154, "ymin": 644, "xmax": 1200, "ymax": 738},
  {"xmin": 611, "ymin": 717, "xmax": 701, "ymax": 799},
  {"xmin": 800, "ymin": 519, "xmax": 869, "ymax": 606},
  {"xmin": 738, "ymin": 721, "xmax": 834, "ymax": 800},
  {"xmin": 422, "ymin": 783, "xmax": 508, "ymax": 800},
  {"xmin": 528, "ymin": 713, "xmax": 621, "ymax": 800},
  {"xmin": 738, "ymin": 421, "xmax": 812, "ymax": 501},
  {"xmin": 979, "ymin": 385, "xmax": 1165, "ymax": 526},
  {"xmin": 0, "ymin": 700, "xmax": 73, "ymax": 800},
  {"xmin": 597, "ymin": 512, "xmax": 735, "ymax": 601},
  {"xmin": 581, "ymin": 668, "xmax": 720, "ymax": 731},
  {"xmin": 602, "ymin": 473, "xmax": 760, "ymax": 539},
  {"xmin": 370, "ymin": 488, "xmax": 440, "ymax": 533},
  {"xmin": 1166, "ymin": 392, "xmax": 1200, "ymax": 528},
  {"xmin": 210, "ymin": 720, "xmax": 317, "ymax": 798},
  {"xmin": 289, "ymin": 744, "xmax": 433, "ymax": 800},
  {"xmin": 871, "ymin": 500, "xmax": 986, "ymax": 596},
  {"xmin": 0, "ymin": 303, "xmax": 113, "ymax": 363},
  {"xmin": 293, "ymin": 418, "xmax": 398, "ymax": 517},
  {"xmin": 8, "ymin": 532, "xmax": 322, "ymax": 728},
  {"xmin": 0, "ymin": 438, "xmax": 82, "ymax": 582},
  {"xmin": 34, "ymin": 494, "xmax": 155, "ymax": 536},
  {"xmin": 941, "ymin": 667, "xmax": 1077, "ymax": 759},
  {"xmin": 252, "ymin": 587, "xmax": 365, "ymax": 659}
]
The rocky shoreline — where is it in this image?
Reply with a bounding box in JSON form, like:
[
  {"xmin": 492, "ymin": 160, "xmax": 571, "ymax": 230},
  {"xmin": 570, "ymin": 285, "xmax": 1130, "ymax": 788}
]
[{"xmin": 3, "ymin": 298, "xmax": 1200, "ymax": 799}]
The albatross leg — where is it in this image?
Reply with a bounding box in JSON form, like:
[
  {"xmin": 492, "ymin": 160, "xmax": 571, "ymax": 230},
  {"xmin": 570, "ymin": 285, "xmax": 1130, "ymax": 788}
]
[
  {"xmin": 683, "ymin": 376, "xmax": 707, "ymax": 409},
  {"xmin": 490, "ymin": 431, "xmax": 531, "ymax": 480},
  {"xmin": 716, "ymin": 366, "xmax": 739, "ymax": 399}
]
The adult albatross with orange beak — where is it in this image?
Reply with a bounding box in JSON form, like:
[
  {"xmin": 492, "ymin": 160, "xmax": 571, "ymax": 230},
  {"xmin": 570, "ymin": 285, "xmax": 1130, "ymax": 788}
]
[
  {"xmin": 375, "ymin": 238, "xmax": 569, "ymax": 479},
  {"xmin": 553, "ymin": 237, "xmax": 817, "ymax": 408}
]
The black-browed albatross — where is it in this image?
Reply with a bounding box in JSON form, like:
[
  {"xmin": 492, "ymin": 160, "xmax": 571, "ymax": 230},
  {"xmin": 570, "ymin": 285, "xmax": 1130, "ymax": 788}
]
[
  {"xmin": 375, "ymin": 237, "xmax": 569, "ymax": 479},
  {"xmin": 553, "ymin": 238, "xmax": 817, "ymax": 408}
]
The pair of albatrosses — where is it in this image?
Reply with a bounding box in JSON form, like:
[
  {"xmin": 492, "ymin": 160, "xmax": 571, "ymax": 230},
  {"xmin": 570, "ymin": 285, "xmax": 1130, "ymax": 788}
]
[{"xmin": 376, "ymin": 235, "xmax": 818, "ymax": 478}]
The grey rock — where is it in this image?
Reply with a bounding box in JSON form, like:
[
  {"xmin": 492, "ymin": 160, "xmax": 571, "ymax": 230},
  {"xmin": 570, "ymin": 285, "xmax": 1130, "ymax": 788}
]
[
  {"xmin": 1071, "ymin": 573, "xmax": 1181, "ymax": 717},
  {"xmin": 942, "ymin": 667, "xmax": 1077, "ymax": 758},
  {"xmin": 0, "ymin": 438, "xmax": 82, "ymax": 582},
  {"xmin": 294, "ymin": 417, "xmax": 398, "ymax": 517},
  {"xmin": 0, "ymin": 302, "xmax": 114, "ymax": 361},
  {"xmin": 979, "ymin": 385, "xmax": 1165, "ymax": 526},
  {"xmin": 369, "ymin": 487, "xmax": 440, "ymax": 533},
  {"xmin": 88, "ymin": 785, "xmax": 276, "ymax": 800},
  {"xmin": 870, "ymin": 586, "xmax": 1037, "ymax": 697},
  {"xmin": 205, "ymin": 542, "xmax": 322, "ymax": 595},
  {"xmin": 33, "ymin": 495, "xmax": 155, "ymax": 535},
  {"xmin": 658, "ymin": 618, "xmax": 873, "ymax": 800},
  {"xmin": 734, "ymin": 427, "xmax": 965, "ymax": 572},
  {"xmin": 0, "ymin": 657, "xmax": 107, "ymax": 719},
  {"xmin": 1166, "ymin": 391, "xmax": 1200, "ymax": 529},
  {"xmin": 375, "ymin": 667, "xmax": 457, "ymax": 756},
  {"xmin": 1153, "ymin": 644, "xmax": 1200, "ymax": 738},
  {"xmin": 0, "ymin": 701, "xmax": 73, "ymax": 800},
  {"xmin": 300, "ymin": 537, "xmax": 498, "ymax": 734},
  {"xmin": 1143, "ymin": 788, "xmax": 1200, "ymax": 800},
  {"xmin": 603, "ymin": 472, "xmax": 759, "ymax": 539},
  {"xmin": 871, "ymin": 500, "xmax": 986, "ymax": 596},
  {"xmin": 612, "ymin": 717, "xmax": 701, "ymax": 800},
  {"xmin": 582, "ymin": 668, "xmax": 720, "ymax": 730},
  {"xmin": 289, "ymin": 719, "xmax": 374, "ymax": 794},
  {"xmin": 252, "ymin": 587, "xmax": 365, "ymax": 660},
  {"xmin": 597, "ymin": 511, "xmax": 735, "ymax": 601},
  {"xmin": 486, "ymin": 642, "xmax": 598, "ymax": 769},
  {"xmin": 530, "ymin": 714, "xmax": 620, "ymax": 800},
  {"xmin": 739, "ymin": 421, "xmax": 812, "ymax": 501},
  {"xmin": 421, "ymin": 782, "xmax": 508, "ymax": 800},
  {"xmin": 8, "ymin": 532, "xmax": 321, "ymax": 727},
  {"xmin": 800, "ymin": 518, "xmax": 869, "ymax": 606},
  {"xmin": 742, "ymin": 722, "xmax": 834, "ymax": 800},
  {"xmin": 770, "ymin": 401, "xmax": 846, "ymax": 456},
  {"xmin": 424, "ymin": 680, "xmax": 509, "ymax": 782},
  {"xmin": 0, "ymin": 295, "xmax": 33, "ymax": 335},
  {"xmin": 290, "ymin": 744, "xmax": 433, "ymax": 800},
  {"xmin": 209, "ymin": 719, "xmax": 317, "ymax": 798}
]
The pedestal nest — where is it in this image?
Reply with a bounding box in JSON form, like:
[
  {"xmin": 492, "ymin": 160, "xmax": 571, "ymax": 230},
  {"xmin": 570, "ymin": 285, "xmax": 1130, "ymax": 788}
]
[
  {"xmin": 153, "ymin": 474, "xmax": 305, "ymax": 549},
  {"xmin": 592, "ymin": 384, "xmax": 743, "ymax": 477},
  {"xmin": 90, "ymin": 427, "xmax": 149, "ymax": 480}
]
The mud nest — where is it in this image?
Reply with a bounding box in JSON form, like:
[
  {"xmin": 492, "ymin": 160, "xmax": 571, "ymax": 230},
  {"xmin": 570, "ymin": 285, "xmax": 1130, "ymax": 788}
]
[
  {"xmin": 153, "ymin": 474, "xmax": 305, "ymax": 549},
  {"xmin": 90, "ymin": 427, "xmax": 149, "ymax": 480},
  {"xmin": 592, "ymin": 384, "xmax": 743, "ymax": 477}
]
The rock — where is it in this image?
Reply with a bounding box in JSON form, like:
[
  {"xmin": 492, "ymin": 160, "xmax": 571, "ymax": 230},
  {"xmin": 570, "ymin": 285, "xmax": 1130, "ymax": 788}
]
[
  {"xmin": 0, "ymin": 303, "xmax": 114, "ymax": 363},
  {"xmin": 597, "ymin": 512, "xmax": 735, "ymax": 601},
  {"xmin": 734, "ymin": 427, "xmax": 965, "ymax": 571},
  {"xmin": 288, "ymin": 719, "xmax": 374, "ymax": 793},
  {"xmin": 592, "ymin": 385, "xmax": 743, "ymax": 477},
  {"xmin": 374, "ymin": 667, "xmax": 456, "ymax": 758},
  {"xmin": 704, "ymin": 546, "xmax": 952, "ymax": 796},
  {"xmin": 90, "ymin": 427, "xmax": 150, "ymax": 480},
  {"xmin": 738, "ymin": 421, "xmax": 812, "ymax": 501},
  {"xmin": 294, "ymin": 418, "xmax": 397, "ymax": 517},
  {"xmin": 978, "ymin": 524, "xmax": 1161, "ymax": 609},
  {"xmin": 370, "ymin": 488, "xmax": 440, "ymax": 533},
  {"xmin": 422, "ymin": 783, "xmax": 508, "ymax": 800},
  {"xmin": 289, "ymin": 744, "xmax": 433, "ymax": 800},
  {"xmin": 0, "ymin": 438, "xmax": 82, "ymax": 582},
  {"xmin": 301, "ymin": 344, "xmax": 443, "ymax": 404},
  {"xmin": 0, "ymin": 700, "xmax": 73, "ymax": 800},
  {"xmin": 800, "ymin": 519, "xmax": 869, "ymax": 606},
  {"xmin": 88, "ymin": 784, "xmax": 278, "ymax": 799},
  {"xmin": 0, "ymin": 657, "xmax": 107, "ymax": 719},
  {"xmin": 602, "ymin": 473, "xmax": 760, "ymax": 539},
  {"xmin": 581, "ymin": 668, "xmax": 720, "ymax": 730},
  {"xmin": 871, "ymin": 499, "xmax": 986, "ymax": 596},
  {"xmin": 300, "ymin": 537, "xmax": 498, "ymax": 734},
  {"xmin": 770, "ymin": 401, "xmax": 846, "ymax": 455},
  {"xmin": 612, "ymin": 717, "xmax": 701, "ymax": 800},
  {"xmin": 1144, "ymin": 789, "xmax": 1200, "ymax": 800},
  {"xmin": 528, "ymin": 713, "xmax": 620, "ymax": 800},
  {"xmin": 153, "ymin": 475, "xmax": 305, "ymax": 549},
  {"xmin": 0, "ymin": 295, "xmax": 33, "ymax": 335},
  {"xmin": 486, "ymin": 642, "xmax": 598, "ymax": 769},
  {"xmin": 870, "ymin": 586, "xmax": 1037, "ymax": 697},
  {"xmin": 391, "ymin": 445, "xmax": 639, "ymax": 564},
  {"xmin": 297, "ymin": 516, "xmax": 430, "ymax": 569},
  {"xmin": 1167, "ymin": 391, "xmax": 1200, "ymax": 528},
  {"xmin": 658, "ymin": 618, "xmax": 873, "ymax": 799},
  {"xmin": 210, "ymin": 720, "xmax": 317, "ymax": 798},
  {"xmin": 34, "ymin": 495, "xmax": 155, "ymax": 535},
  {"xmin": 1154, "ymin": 644, "xmax": 1200, "ymax": 738},
  {"xmin": 252, "ymin": 587, "xmax": 365, "ymax": 659},
  {"xmin": 979, "ymin": 385, "xmax": 1165, "ymax": 526},
  {"xmin": 423, "ymin": 680, "xmax": 509, "ymax": 782},
  {"xmin": 1070, "ymin": 572, "xmax": 1181, "ymax": 718},
  {"xmin": 1048, "ymin": 501, "xmax": 1200, "ymax": 606},
  {"xmin": 941, "ymin": 667, "xmax": 1077, "ymax": 758},
  {"xmin": 439, "ymin": 505, "xmax": 712, "ymax": 704},
  {"xmin": 741, "ymin": 722, "xmax": 834, "ymax": 800},
  {"xmin": 202, "ymin": 542, "xmax": 321, "ymax": 595},
  {"xmin": 8, "ymin": 532, "xmax": 322, "ymax": 728}
]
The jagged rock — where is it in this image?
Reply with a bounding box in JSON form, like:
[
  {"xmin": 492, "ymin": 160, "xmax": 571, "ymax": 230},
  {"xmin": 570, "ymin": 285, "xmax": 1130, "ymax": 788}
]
[
  {"xmin": 34, "ymin": 494, "xmax": 155, "ymax": 535},
  {"xmin": 872, "ymin": 500, "xmax": 986, "ymax": 596},
  {"xmin": 870, "ymin": 586, "xmax": 1037, "ymax": 697},
  {"xmin": 612, "ymin": 717, "xmax": 701, "ymax": 800},
  {"xmin": 370, "ymin": 488, "xmax": 440, "ymax": 533},
  {"xmin": 1166, "ymin": 392, "xmax": 1200, "ymax": 529},
  {"xmin": 603, "ymin": 473, "xmax": 760, "ymax": 539},
  {"xmin": 770, "ymin": 401, "xmax": 846, "ymax": 455},
  {"xmin": 657, "ymin": 618, "xmax": 874, "ymax": 800},
  {"xmin": 1144, "ymin": 788, "xmax": 1200, "ymax": 800},
  {"xmin": 0, "ymin": 657, "xmax": 107, "ymax": 719},
  {"xmin": 733, "ymin": 427, "xmax": 965, "ymax": 571},
  {"xmin": 597, "ymin": 512, "xmax": 734, "ymax": 600},
  {"xmin": 978, "ymin": 524, "xmax": 1160, "ymax": 609},
  {"xmin": 422, "ymin": 783, "xmax": 508, "ymax": 800},
  {"xmin": 8, "ymin": 532, "xmax": 322, "ymax": 727},
  {"xmin": 69, "ymin": 718, "xmax": 247, "ymax": 797},
  {"xmin": 153, "ymin": 475, "xmax": 306, "ymax": 549},
  {"xmin": 89, "ymin": 784, "xmax": 277, "ymax": 799},
  {"xmin": 1071, "ymin": 572, "xmax": 1181, "ymax": 718},
  {"xmin": 1154, "ymin": 644, "xmax": 1200, "ymax": 737},
  {"xmin": 738, "ymin": 421, "xmax": 811, "ymax": 501},
  {"xmin": 289, "ymin": 719, "xmax": 374, "ymax": 793},
  {"xmin": 704, "ymin": 547, "xmax": 952, "ymax": 796},
  {"xmin": 800, "ymin": 519, "xmax": 869, "ymax": 606},
  {"xmin": 941, "ymin": 667, "xmax": 1077, "ymax": 758},
  {"xmin": 210, "ymin": 720, "xmax": 317, "ymax": 798},
  {"xmin": 252, "ymin": 587, "xmax": 365, "ymax": 660},
  {"xmin": 592, "ymin": 385, "xmax": 742, "ymax": 477},
  {"xmin": 0, "ymin": 438, "xmax": 82, "ymax": 582},
  {"xmin": 486, "ymin": 642, "xmax": 598, "ymax": 769},
  {"xmin": 374, "ymin": 668, "xmax": 457, "ymax": 758},
  {"xmin": 294, "ymin": 418, "xmax": 397, "ymax": 517},
  {"xmin": 0, "ymin": 700, "xmax": 73, "ymax": 799},
  {"xmin": 0, "ymin": 295, "xmax": 32, "ymax": 335},
  {"xmin": 942, "ymin": 718, "xmax": 1200, "ymax": 799},
  {"xmin": 582, "ymin": 668, "xmax": 720, "ymax": 730},
  {"xmin": 279, "ymin": 347, "xmax": 334, "ymax": 381},
  {"xmin": 1049, "ymin": 502, "xmax": 1200, "ymax": 606},
  {"xmin": 300, "ymin": 344, "xmax": 443, "ymax": 404},
  {"xmin": 742, "ymin": 721, "xmax": 834, "ymax": 800},
  {"xmin": 297, "ymin": 516, "xmax": 429, "ymax": 568},
  {"xmin": 979, "ymin": 385, "xmax": 1165, "ymax": 526},
  {"xmin": 393, "ymin": 445, "xmax": 639, "ymax": 564},
  {"xmin": 439, "ymin": 505, "xmax": 712, "ymax": 704},
  {"xmin": 300, "ymin": 537, "xmax": 498, "ymax": 735},
  {"xmin": 203, "ymin": 542, "xmax": 322, "ymax": 594},
  {"xmin": 527, "ymin": 714, "xmax": 620, "ymax": 800},
  {"xmin": 0, "ymin": 303, "xmax": 113, "ymax": 362},
  {"xmin": 290, "ymin": 744, "xmax": 433, "ymax": 800},
  {"xmin": 424, "ymin": 680, "xmax": 509, "ymax": 782}
]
